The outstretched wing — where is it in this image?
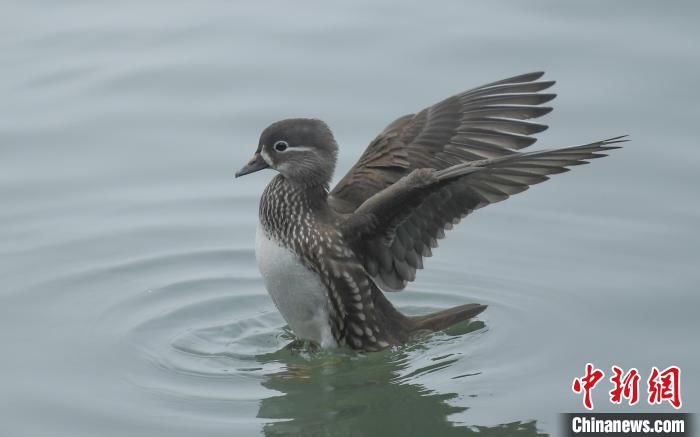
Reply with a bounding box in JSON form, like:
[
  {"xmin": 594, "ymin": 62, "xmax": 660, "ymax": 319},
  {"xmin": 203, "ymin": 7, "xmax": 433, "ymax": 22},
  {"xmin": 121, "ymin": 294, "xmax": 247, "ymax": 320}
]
[
  {"xmin": 340, "ymin": 138, "xmax": 626, "ymax": 291},
  {"xmin": 328, "ymin": 72, "xmax": 556, "ymax": 214}
]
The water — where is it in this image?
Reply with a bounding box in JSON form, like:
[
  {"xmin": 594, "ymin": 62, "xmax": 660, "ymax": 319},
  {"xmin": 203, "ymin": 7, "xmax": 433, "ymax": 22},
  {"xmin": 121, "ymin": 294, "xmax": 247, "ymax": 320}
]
[{"xmin": 1, "ymin": 1, "xmax": 698, "ymax": 436}]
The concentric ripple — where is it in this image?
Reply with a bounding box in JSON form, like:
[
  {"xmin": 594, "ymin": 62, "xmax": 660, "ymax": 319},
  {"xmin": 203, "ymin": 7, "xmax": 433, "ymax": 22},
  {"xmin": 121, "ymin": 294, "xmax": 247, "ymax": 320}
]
[
  {"xmin": 100, "ymin": 237, "xmax": 511, "ymax": 397},
  {"xmin": 101, "ymin": 234, "xmax": 556, "ymax": 427}
]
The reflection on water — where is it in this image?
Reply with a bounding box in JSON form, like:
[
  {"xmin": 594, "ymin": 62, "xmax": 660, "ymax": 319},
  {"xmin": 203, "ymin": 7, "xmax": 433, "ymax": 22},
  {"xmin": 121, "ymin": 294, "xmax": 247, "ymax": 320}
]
[
  {"xmin": 255, "ymin": 322, "xmax": 544, "ymax": 436},
  {"xmin": 257, "ymin": 323, "xmax": 503, "ymax": 437}
]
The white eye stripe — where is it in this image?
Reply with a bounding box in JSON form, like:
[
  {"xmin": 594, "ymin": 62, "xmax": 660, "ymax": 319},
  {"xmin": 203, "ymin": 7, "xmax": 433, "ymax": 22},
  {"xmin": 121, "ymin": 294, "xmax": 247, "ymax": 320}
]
[
  {"xmin": 260, "ymin": 144, "xmax": 311, "ymax": 166},
  {"xmin": 268, "ymin": 144, "xmax": 314, "ymax": 153},
  {"xmin": 282, "ymin": 145, "xmax": 314, "ymax": 152}
]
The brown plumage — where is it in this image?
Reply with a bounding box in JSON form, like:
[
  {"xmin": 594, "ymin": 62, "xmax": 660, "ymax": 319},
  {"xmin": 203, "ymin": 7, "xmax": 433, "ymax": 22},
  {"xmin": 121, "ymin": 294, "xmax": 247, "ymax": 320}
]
[{"xmin": 236, "ymin": 72, "xmax": 625, "ymax": 351}]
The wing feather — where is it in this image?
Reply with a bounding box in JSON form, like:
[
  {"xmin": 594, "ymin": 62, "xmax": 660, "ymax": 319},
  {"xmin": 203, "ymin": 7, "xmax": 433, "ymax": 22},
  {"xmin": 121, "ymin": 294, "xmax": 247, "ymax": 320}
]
[
  {"xmin": 342, "ymin": 138, "xmax": 625, "ymax": 291},
  {"xmin": 329, "ymin": 72, "xmax": 556, "ymax": 214}
]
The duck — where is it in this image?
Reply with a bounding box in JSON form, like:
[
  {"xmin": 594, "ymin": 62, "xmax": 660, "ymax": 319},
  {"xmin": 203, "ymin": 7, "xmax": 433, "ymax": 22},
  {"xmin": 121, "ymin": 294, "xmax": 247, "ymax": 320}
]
[{"xmin": 235, "ymin": 72, "xmax": 624, "ymax": 351}]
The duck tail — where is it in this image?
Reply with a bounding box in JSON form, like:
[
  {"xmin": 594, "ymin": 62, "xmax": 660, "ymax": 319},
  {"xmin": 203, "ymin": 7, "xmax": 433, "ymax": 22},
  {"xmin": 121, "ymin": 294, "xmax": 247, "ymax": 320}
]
[{"xmin": 409, "ymin": 303, "xmax": 487, "ymax": 333}]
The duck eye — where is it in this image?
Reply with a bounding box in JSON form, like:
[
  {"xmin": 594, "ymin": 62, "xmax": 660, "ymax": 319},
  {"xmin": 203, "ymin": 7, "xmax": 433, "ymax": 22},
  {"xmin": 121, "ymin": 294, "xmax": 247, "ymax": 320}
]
[{"xmin": 273, "ymin": 141, "xmax": 288, "ymax": 152}]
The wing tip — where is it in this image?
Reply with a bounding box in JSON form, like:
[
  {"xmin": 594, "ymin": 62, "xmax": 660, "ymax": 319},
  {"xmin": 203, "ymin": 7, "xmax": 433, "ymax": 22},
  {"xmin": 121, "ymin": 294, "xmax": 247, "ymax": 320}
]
[
  {"xmin": 601, "ymin": 134, "xmax": 630, "ymax": 146},
  {"xmin": 566, "ymin": 135, "xmax": 629, "ymax": 152},
  {"xmin": 531, "ymin": 122, "xmax": 550, "ymax": 134},
  {"xmin": 478, "ymin": 71, "xmax": 551, "ymax": 89},
  {"xmin": 537, "ymin": 106, "xmax": 554, "ymax": 117},
  {"xmin": 539, "ymin": 93, "xmax": 557, "ymax": 104},
  {"xmin": 524, "ymin": 71, "xmax": 546, "ymax": 81}
]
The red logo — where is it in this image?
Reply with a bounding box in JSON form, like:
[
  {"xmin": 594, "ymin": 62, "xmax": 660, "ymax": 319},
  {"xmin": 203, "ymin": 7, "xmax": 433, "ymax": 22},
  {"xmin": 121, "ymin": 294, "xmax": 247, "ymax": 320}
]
[
  {"xmin": 648, "ymin": 366, "xmax": 682, "ymax": 409},
  {"xmin": 609, "ymin": 366, "xmax": 640, "ymax": 406},
  {"xmin": 572, "ymin": 363, "xmax": 605, "ymax": 410},
  {"xmin": 572, "ymin": 364, "xmax": 682, "ymax": 410}
]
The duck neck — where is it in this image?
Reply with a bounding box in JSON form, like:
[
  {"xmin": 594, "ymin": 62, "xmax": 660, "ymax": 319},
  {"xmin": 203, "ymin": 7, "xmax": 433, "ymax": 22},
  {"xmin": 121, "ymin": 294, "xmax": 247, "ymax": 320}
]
[{"xmin": 259, "ymin": 175, "xmax": 329, "ymax": 239}]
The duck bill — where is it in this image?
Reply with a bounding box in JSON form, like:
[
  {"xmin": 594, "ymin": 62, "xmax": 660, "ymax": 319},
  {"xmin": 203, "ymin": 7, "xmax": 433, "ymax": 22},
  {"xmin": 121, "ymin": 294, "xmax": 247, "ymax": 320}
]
[{"xmin": 235, "ymin": 153, "xmax": 269, "ymax": 177}]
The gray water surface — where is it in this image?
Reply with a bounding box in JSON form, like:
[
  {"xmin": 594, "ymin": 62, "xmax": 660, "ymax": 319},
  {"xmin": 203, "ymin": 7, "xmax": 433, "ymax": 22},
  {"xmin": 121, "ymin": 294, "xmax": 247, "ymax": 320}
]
[{"xmin": 1, "ymin": 1, "xmax": 698, "ymax": 436}]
